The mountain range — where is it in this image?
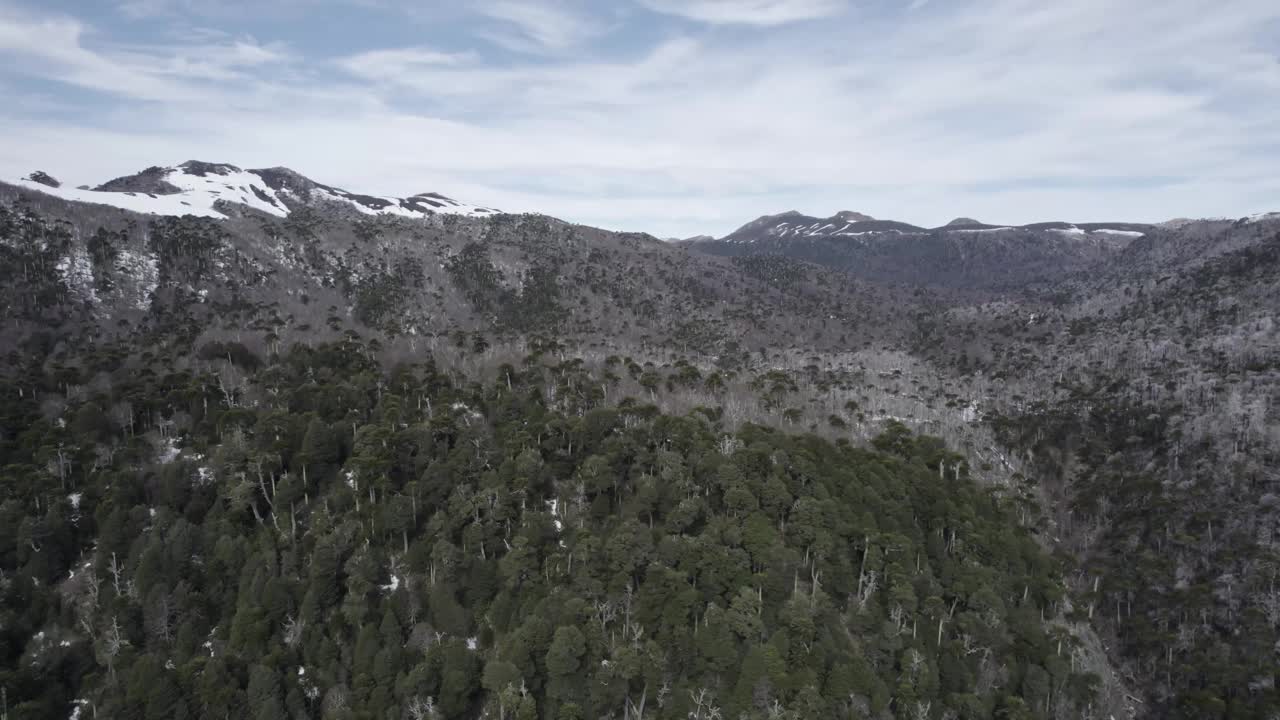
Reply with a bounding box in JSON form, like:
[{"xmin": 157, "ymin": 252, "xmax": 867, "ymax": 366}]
[
  {"xmin": 13, "ymin": 161, "xmax": 498, "ymax": 222},
  {"xmin": 2, "ymin": 160, "xmax": 1279, "ymax": 719}
]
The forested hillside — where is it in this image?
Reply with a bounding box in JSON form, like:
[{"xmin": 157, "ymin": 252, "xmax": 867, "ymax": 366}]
[
  {"xmin": 2, "ymin": 181, "xmax": 1278, "ymax": 720},
  {"xmin": 1, "ymin": 334, "xmax": 1089, "ymax": 720}
]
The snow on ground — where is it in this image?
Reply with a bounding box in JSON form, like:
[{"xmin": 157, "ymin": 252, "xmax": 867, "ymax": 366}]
[
  {"xmin": 313, "ymin": 186, "xmax": 498, "ymax": 219},
  {"xmin": 1050, "ymin": 226, "xmax": 1086, "ymax": 237},
  {"xmin": 157, "ymin": 437, "xmax": 180, "ymax": 464},
  {"xmin": 11, "ymin": 162, "xmax": 498, "ymax": 221},
  {"xmin": 116, "ymin": 250, "xmax": 159, "ymax": 311},
  {"xmin": 166, "ymin": 166, "xmax": 289, "ymax": 218},
  {"xmin": 67, "ymin": 493, "xmax": 82, "ymax": 509},
  {"xmin": 57, "ymin": 247, "xmax": 99, "ymax": 304},
  {"xmin": 1246, "ymin": 211, "xmax": 1279, "ymax": 224},
  {"xmin": 14, "ymin": 178, "xmax": 227, "ymax": 218},
  {"xmin": 1090, "ymin": 228, "xmax": 1146, "ymax": 238},
  {"xmin": 381, "ymin": 575, "xmax": 401, "ymax": 593},
  {"xmin": 12, "ymin": 163, "xmax": 291, "ymax": 219}
]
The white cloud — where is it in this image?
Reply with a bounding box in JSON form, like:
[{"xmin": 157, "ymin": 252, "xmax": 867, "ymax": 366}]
[
  {"xmin": 474, "ymin": 1, "xmax": 602, "ymax": 52},
  {"xmin": 637, "ymin": 0, "xmax": 847, "ymax": 26},
  {"xmin": 1, "ymin": 0, "xmax": 1278, "ymax": 239},
  {"xmin": 0, "ymin": 6, "xmax": 292, "ymax": 97},
  {"xmin": 339, "ymin": 47, "xmax": 474, "ymax": 79}
]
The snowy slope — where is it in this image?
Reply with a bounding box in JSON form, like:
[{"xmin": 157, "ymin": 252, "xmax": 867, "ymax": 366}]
[
  {"xmin": 9, "ymin": 162, "xmax": 498, "ymax": 221},
  {"xmin": 13, "ymin": 176, "xmax": 231, "ymax": 218}
]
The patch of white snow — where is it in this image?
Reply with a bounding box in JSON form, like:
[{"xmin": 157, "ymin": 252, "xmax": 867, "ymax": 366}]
[
  {"xmin": 1090, "ymin": 229, "xmax": 1145, "ymax": 238},
  {"xmin": 157, "ymin": 437, "xmax": 180, "ymax": 464}
]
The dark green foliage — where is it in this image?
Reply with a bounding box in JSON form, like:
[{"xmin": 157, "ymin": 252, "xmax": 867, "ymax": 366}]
[
  {"xmin": 0, "ymin": 204, "xmax": 76, "ymax": 319},
  {"xmin": 446, "ymin": 242, "xmax": 566, "ymax": 331},
  {"xmin": 353, "ymin": 257, "xmax": 426, "ymax": 330},
  {"xmin": 0, "ymin": 336, "xmax": 1090, "ymax": 720}
]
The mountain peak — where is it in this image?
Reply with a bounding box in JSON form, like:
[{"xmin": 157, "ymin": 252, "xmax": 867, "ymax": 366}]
[
  {"xmin": 946, "ymin": 217, "xmax": 982, "ymax": 226},
  {"xmin": 727, "ymin": 210, "xmax": 804, "ymax": 237},
  {"xmin": 834, "ymin": 210, "xmax": 875, "ymax": 223},
  {"xmin": 178, "ymin": 160, "xmax": 243, "ymax": 177},
  {"xmin": 10, "ymin": 161, "xmax": 499, "ymax": 221}
]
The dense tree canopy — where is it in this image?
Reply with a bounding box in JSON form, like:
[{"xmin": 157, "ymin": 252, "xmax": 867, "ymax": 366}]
[{"xmin": 0, "ymin": 337, "xmax": 1093, "ymax": 720}]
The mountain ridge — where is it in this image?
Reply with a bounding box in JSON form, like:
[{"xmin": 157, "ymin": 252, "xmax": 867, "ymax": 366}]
[{"xmin": 10, "ymin": 160, "xmax": 499, "ymax": 222}]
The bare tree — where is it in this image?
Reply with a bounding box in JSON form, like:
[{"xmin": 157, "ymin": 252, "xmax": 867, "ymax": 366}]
[{"xmin": 406, "ymin": 695, "xmax": 439, "ymax": 720}]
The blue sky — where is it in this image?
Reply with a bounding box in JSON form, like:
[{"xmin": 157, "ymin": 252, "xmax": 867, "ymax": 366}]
[{"xmin": 0, "ymin": 0, "xmax": 1277, "ymax": 237}]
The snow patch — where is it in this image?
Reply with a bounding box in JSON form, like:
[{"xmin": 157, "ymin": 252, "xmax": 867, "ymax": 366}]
[
  {"xmin": 12, "ymin": 164, "xmax": 498, "ymax": 221},
  {"xmin": 165, "ymin": 166, "xmax": 289, "ymax": 218},
  {"xmin": 15, "ymin": 178, "xmax": 229, "ymax": 218},
  {"xmin": 57, "ymin": 247, "xmax": 98, "ymax": 304},
  {"xmin": 381, "ymin": 575, "xmax": 401, "ymax": 593},
  {"xmin": 466, "ymin": 637, "xmax": 478, "ymax": 650},
  {"xmin": 157, "ymin": 437, "xmax": 180, "ymax": 464},
  {"xmin": 116, "ymin": 250, "xmax": 159, "ymax": 310},
  {"xmin": 1090, "ymin": 228, "xmax": 1145, "ymax": 238},
  {"xmin": 67, "ymin": 493, "xmax": 82, "ymax": 509}
]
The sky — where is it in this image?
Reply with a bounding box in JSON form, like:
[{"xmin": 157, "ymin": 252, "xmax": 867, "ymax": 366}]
[{"xmin": 0, "ymin": 0, "xmax": 1277, "ymax": 238}]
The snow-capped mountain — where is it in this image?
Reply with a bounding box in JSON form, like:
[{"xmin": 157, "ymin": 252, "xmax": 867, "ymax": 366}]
[
  {"xmin": 687, "ymin": 210, "xmax": 1165, "ymax": 289},
  {"xmin": 715, "ymin": 210, "xmax": 1153, "ymax": 245},
  {"xmin": 11, "ymin": 161, "xmax": 498, "ymax": 221}
]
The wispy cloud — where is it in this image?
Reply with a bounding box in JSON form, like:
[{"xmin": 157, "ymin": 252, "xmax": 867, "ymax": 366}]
[
  {"xmin": 474, "ymin": 1, "xmax": 602, "ymax": 52},
  {"xmin": 338, "ymin": 46, "xmax": 474, "ymax": 79},
  {"xmin": 1, "ymin": 0, "xmax": 1278, "ymax": 238},
  {"xmin": 637, "ymin": 0, "xmax": 848, "ymax": 26}
]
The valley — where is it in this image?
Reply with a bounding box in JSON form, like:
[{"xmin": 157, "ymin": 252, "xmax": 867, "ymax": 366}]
[{"xmin": 1, "ymin": 163, "xmax": 1277, "ymax": 719}]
